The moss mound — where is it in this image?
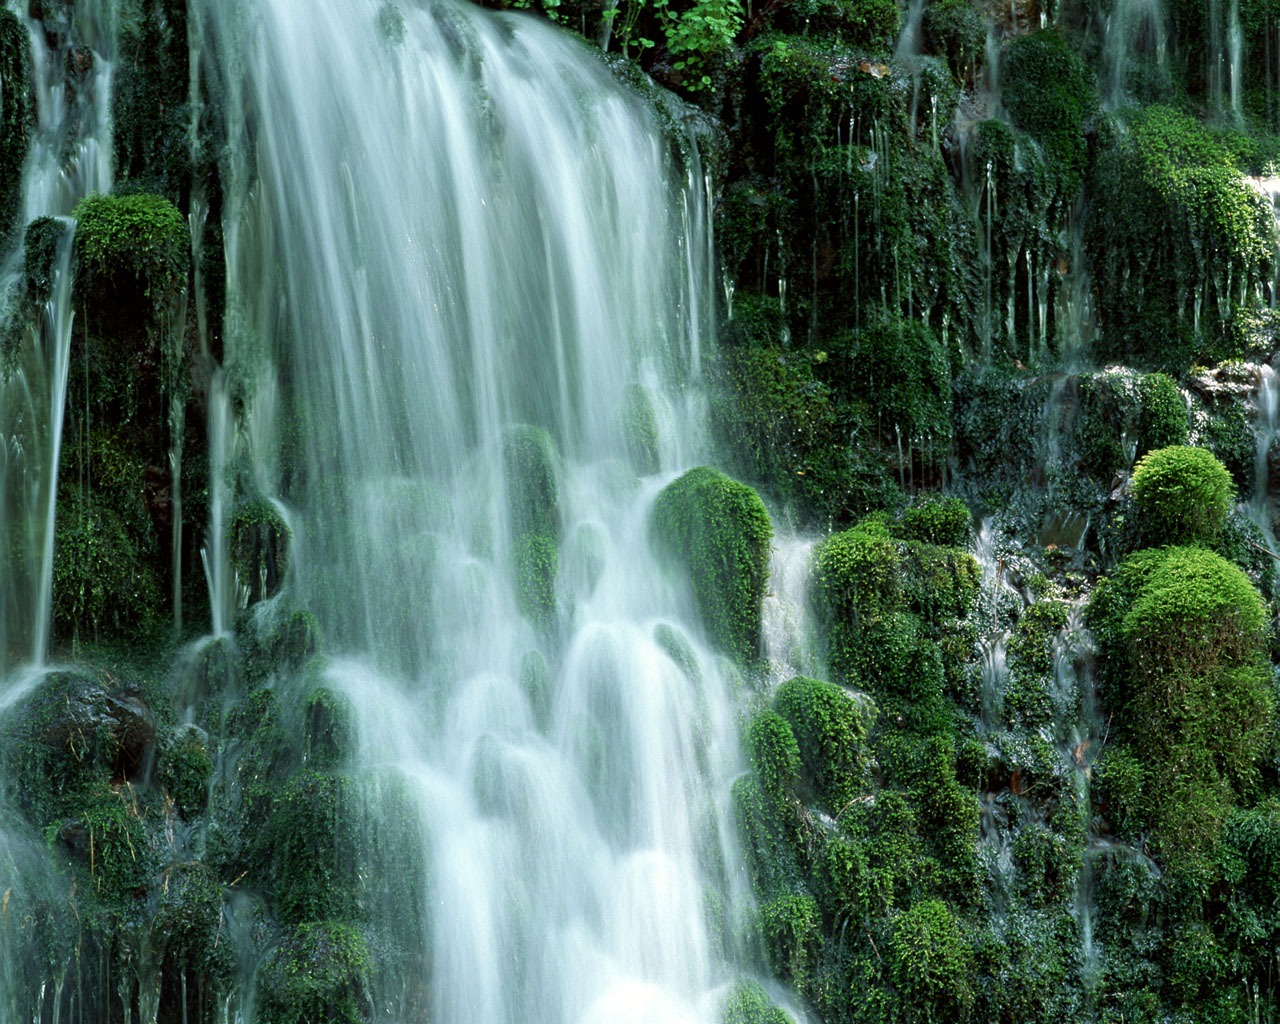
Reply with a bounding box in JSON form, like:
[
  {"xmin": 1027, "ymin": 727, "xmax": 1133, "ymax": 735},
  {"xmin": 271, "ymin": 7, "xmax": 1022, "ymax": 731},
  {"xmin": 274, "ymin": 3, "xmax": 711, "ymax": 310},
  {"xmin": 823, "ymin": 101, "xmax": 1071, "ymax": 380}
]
[
  {"xmin": 651, "ymin": 466, "xmax": 773, "ymax": 663},
  {"xmin": 1131, "ymin": 444, "xmax": 1235, "ymax": 547}
]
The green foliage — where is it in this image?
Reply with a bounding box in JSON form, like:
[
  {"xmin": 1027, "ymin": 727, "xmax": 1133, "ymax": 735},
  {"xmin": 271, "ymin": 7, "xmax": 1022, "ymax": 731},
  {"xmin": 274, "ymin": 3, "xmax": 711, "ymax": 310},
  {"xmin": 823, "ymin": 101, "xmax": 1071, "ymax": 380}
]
[
  {"xmin": 259, "ymin": 922, "xmax": 372, "ymax": 1024},
  {"xmin": 1005, "ymin": 600, "xmax": 1069, "ymax": 730},
  {"xmin": 151, "ymin": 862, "xmax": 232, "ymax": 980},
  {"xmin": 814, "ymin": 518, "xmax": 903, "ymax": 624},
  {"xmin": 1001, "ymin": 31, "xmax": 1098, "ymax": 195},
  {"xmin": 1088, "ymin": 106, "xmax": 1276, "ymax": 369},
  {"xmin": 158, "ymin": 728, "xmax": 214, "ymax": 817},
  {"xmin": 721, "ymin": 979, "xmax": 791, "ymax": 1024},
  {"xmin": 231, "ymin": 497, "xmax": 292, "ymax": 604},
  {"xmin": 73, "ymin": 192, "xmax": 189, "ymax": 300},
  {"xmin": 888, "ymin": 899, "xmax": 974, "ymax": 1020},
  {"xmin": 651, "ymin": 467, "xmax": 773, "ymax": 663},
  {"xmin": 657, "ymin": 0, "xmax": 744, "ymax": 90},
  {"xmin": 1131, "ymin": 445, "xmax": 1235, "ymax": 546},
  {"xmin": 760, "ymin": 890, "xmax": 821, "ymax": 988},
  {"xmin": 747, "ymin": 708, "xmax": 802, "ymax": 805},
  {"xmin": 0, "ymin": 9, "xmax": 34, "ymax": 242},
  {"xmin": 774, "ymin": 676, "xmax": 875, "ymax": 812},
  {"xmin": 896, "ymin": 496, "xmax": 972, "ymax": 548},
  {"xmin": 269, "ymin": 769, "xmax": 358, "ymax": 923},
  {"xmin": 1090, "ymin": 545, "xmax": 1271, "ymax": 871}
]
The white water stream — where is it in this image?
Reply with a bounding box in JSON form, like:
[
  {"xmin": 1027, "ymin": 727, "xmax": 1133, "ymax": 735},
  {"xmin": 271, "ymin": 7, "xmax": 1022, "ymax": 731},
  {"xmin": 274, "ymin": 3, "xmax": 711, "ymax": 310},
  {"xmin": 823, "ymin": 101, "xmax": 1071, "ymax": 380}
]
[{"xmin": 196, "ymin": 0, "xmax": 753, "ymax": 1020}]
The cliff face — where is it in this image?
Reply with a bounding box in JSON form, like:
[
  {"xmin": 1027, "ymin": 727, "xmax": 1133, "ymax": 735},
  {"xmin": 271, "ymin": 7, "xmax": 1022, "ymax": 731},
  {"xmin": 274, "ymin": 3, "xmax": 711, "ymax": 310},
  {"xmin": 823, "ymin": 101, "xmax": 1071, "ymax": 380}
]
[{"xmin": 4, "ymin": 0, "xmax": 1280, "ymax": 1021}]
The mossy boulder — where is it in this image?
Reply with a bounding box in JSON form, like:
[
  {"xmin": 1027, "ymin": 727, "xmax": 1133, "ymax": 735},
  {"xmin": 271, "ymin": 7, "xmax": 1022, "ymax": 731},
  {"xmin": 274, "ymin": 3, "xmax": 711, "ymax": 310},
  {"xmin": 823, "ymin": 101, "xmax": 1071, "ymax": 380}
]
[
  {"xmin": 258, "ymin": 922, "xmax": 372, "ymax": 1024},
  {"xmin": 74, "ymin": 191, "xmax": 189, "ymax": 303},
  {"xmin": 747, "ymin": 708, "xmax": 802, "ymax": 807},
  {"xmin": 157, "ymin": 725, "xmax": 214, "ymax": 818},
  {"xmin": 774, "ymin": 675, "xmax": 876, "ymax": 812},
  {"xmin": 888, "ymin": 899, "xmax": 975, "ymax": 1021},
  {"xmin": 231, "ymin": 498, "xmax": 292, "ymax": 605},
  {"xmin": 1089, "ymin": 545, "xmax": 1271, "ymax": 869},
  {"xmin": 269, "ymin": 768, "xmax": 359, "ymax": 924},
  {"xmin": 895, "ymin": 496, "xmax": 972, "ymax": 548},
  {"xmin": 503, "ymin": 425, "xmax": 561, "ymax": 628},
  {"xmin": 651, "ymin": 467, "xmax": 772, "ymax": 663},
  {"xmin": 1131, "ymin": 444, "xmax": 1234, "ymax": 547}
]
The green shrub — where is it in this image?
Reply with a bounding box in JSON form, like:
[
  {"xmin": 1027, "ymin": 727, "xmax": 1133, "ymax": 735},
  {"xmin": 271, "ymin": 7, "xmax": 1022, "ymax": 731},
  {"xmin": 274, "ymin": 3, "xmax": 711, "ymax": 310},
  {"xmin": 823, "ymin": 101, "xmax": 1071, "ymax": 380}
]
[
  {"xmin": 774, "ymin": 676, "xmax": 875, "ymax": 812},
  {"xmin": 651, "ymin": 467, "xmax": 772, "ymax": 663},
  {"xmin": 1131, "ymin": 445, "xmax": 1234, "ymax": 546}
]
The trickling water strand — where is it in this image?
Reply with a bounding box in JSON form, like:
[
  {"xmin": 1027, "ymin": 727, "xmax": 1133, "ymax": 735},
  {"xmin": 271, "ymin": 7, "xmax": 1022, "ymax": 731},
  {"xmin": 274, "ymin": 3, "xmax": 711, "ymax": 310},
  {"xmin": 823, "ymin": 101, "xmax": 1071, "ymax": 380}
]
[
  {"xmin": 1250, "ymin": 362, "xmax": 1280, "ymax": 551},
  {"xmin": 0, "ymin": 1, "xmax": 116, "ymax": 675},
  {"xmin": 198, "ymin": 2, "xmax": 753, "ymax": 1021},
  {"xmin": 762, "ymin": 536, "xmax": 821, "ymax": 686}
]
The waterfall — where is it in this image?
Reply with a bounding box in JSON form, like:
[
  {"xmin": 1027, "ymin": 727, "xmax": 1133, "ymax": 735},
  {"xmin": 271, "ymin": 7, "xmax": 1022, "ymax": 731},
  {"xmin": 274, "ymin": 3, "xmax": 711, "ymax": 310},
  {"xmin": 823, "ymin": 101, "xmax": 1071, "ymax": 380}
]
[
  {"xmin": 196, "ymin": 0, "xmax": 753, "ymax": 1020},
  {"xmin": 0, "ymin": 0, "xmax": 115, "ymax": 673}
]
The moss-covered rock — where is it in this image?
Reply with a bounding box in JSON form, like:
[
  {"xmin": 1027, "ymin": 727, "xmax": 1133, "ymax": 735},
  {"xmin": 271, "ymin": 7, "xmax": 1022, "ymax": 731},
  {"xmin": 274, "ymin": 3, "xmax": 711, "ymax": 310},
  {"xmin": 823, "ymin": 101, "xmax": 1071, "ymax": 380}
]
[
  {"xmin": 231, "ymin": 497, "xmax": 292, "ymax": 605},
  {"xmin": 269, "ymin": 768, "xmax": 359, "ymax": 924},
  {"xmin": 258, "ymin": 921, "xmax": 372, "ymax": 1024},
  {"xmin": 888, "ymin": 899, "xmax": 974, "ymax": 1021},
  {"xmin": 157, "ymin": 725, "xmax": 214, "ymax": 817},
  {"xmin": 74, "ymin": 191, "xmax": 189, "ymax": 302},
  {"xmin": 1130, "ymin": 444, "xmax": 1235, "ymax": 547},
  {"xmin": 651, "ymin": 466, "xmax": 772, "ymax": 663},
  {"xmin": 720, "ymin": 979, "xmax": 791, "ymax": 1024},
  {"xmin": 774, "ymin": 675, "xmax": 876, "ymax": 812},
  {"xmin": 0, "ymin": 8, "xmax": 35, "ymax": 242}
]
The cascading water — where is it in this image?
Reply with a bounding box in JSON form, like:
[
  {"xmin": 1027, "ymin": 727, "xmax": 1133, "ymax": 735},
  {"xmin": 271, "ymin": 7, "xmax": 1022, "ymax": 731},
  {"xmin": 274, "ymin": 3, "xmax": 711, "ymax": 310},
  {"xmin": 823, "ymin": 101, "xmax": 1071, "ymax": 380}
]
[
  {"xmin": 194, "ymin": 1, "xmax": 754, "ymax": 1020},
  {"xmin": 0, "ymin": 0, "xmax": 114, "ymax": 672}
]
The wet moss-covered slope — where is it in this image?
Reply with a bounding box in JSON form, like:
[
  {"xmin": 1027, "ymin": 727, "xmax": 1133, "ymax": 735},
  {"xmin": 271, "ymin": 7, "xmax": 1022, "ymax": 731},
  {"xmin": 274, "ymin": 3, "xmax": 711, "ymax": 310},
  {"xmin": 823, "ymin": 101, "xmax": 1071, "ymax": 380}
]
[{"xmin": 7, "ymin": 0, "xmax": 1280, "ymax": 1021}]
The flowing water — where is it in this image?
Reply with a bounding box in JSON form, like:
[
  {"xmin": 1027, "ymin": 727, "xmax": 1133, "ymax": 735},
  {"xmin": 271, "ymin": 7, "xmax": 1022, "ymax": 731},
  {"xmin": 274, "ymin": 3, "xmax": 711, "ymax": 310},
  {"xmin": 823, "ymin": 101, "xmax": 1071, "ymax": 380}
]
[{"xmin": 193, "ymin": 0, "xmax": 751, "ymax": 1020}]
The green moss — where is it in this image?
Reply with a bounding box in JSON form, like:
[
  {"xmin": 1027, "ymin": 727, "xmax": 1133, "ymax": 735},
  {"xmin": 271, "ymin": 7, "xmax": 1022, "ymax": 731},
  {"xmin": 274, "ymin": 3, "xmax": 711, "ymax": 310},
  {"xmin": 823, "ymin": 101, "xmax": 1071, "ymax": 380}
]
[
  {"xmin": 305, "ymin": 687, "xmax": 353, "ymax": 769},
  {"xmin": 760, "ymin": 890, "xmax": 821, "ymax": 988},
  {"xmin": 231, "ymin": 497, "xmax": 292, "ymax": 605},
  {"xmin": 896, "ymin": 496, "xmax": 972, "ymax": 548},
  {"xmin": 74, "ymin": 192, "xmax": 189, "ymax": 300},
  {"xmin": 1002, "ymin": 31, "xmax": 1097, "ymax": 195},
  {"xmin": 846, "ymin": 311, "xmax": 951, "ymax": 470},
  {"xmin": 1090, "ymin": 546, "xmax": 1271, "ymax": 871},
  {"xmin": 513, "ymin": 532, "xmax": 558, "ymax": 630},
  {"xmin": 774, "ymin": 676, "xmax": 875, "ymax": 812},
  {"xmin": 0, "ymin": 9, "xmax": 34, "ymax": 242},
  {"xmin": 270, "ymin": 769, "xmax": 358, "ymax": 923},
  {"xmin": 52, "ymin": 488, "xmax": 163, "ymax": 646},
  {"xmin": 49, "ymin": 784, "xmax": 155, "ymax": 912},
  {"xmin": 922, "ymin": 0, "xmax": 985, "ymax": 80},
  {"xmin": 23, "ymin": 217, "xmax": 65, "ymax": 305},
  {"xmin": 888, "ymin": 899, "xmax": 974, "ymax": 1020},
  {"xmin": 151, "ymin": 862, "xmax": 232, "ymax": 980},
  {"xmin": 747, "ymin": 708, "xmax": 801, "ymax": 805},
  {"xmin": 814, "ymin": 518, "xmax": 903, "ymax": 624},
  {"xmin": 1136, "ymin": 372, "xmax": 1188, "ymax": 457},
  {"xmin": 503, "ymin": 424, "xmax": 560, "ymax": 541},
  {"xmin": 259, "ymin": 921, "xmax": 372, "ymax": 1024},
  {"xmin": 624, "ymin": 384, "xmax": 660, "ymax": 475},
  {"xmin": 1088, "ymin": 106, "xmax": 1276, "ymax": 369},
  {"xmin": 651, "ymin": 467, "xmax": 772, "ymax": 663},
  {"xmin": 1005, "ymin": 600, "xmax": 1069, "ymax": 731},
  {"xmin": 1131, "ymin": 445, "xmax": 1234, "ymax": 546},
  {"xmin": 158, "ymin": 727, "xmax": 214, "ymax": 817},
  {"xmin": 720, "ymin": 979, "xmax": 791, "ymax": 1024}
]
